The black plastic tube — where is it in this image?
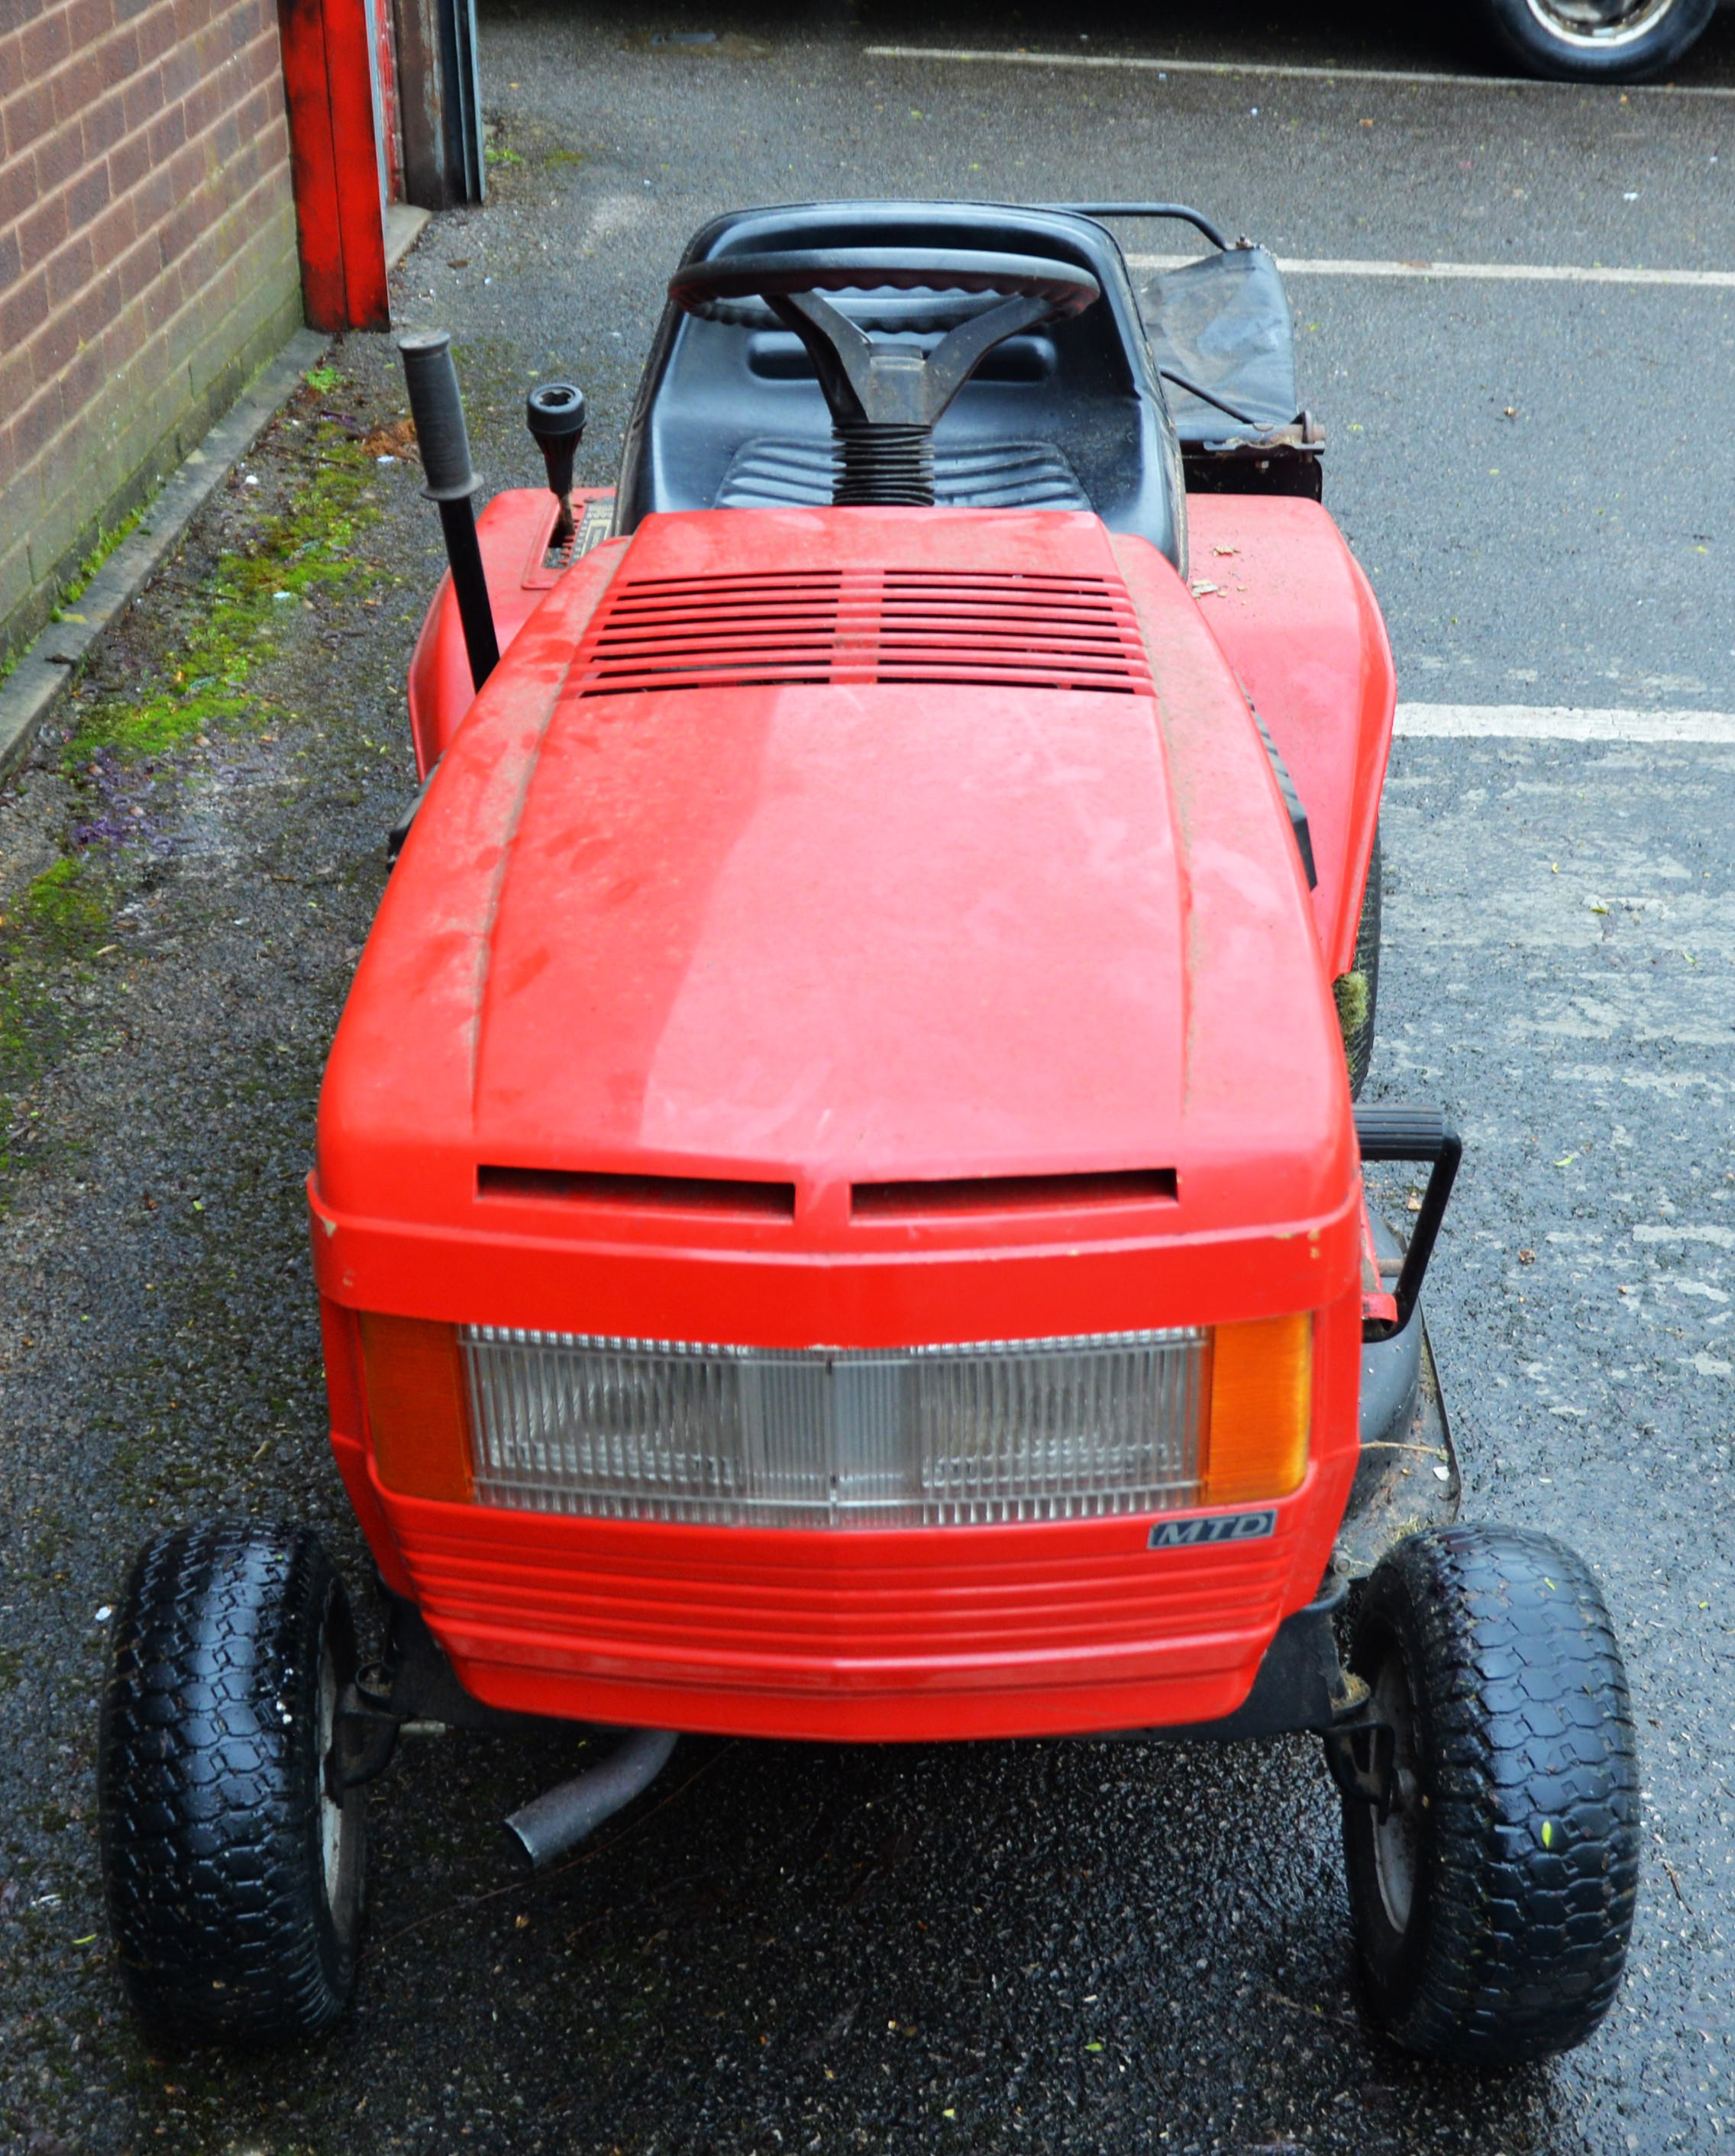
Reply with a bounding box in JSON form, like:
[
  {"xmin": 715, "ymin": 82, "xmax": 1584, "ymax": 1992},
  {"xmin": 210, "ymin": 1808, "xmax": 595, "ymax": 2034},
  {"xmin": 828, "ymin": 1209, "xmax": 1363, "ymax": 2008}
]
[{"xmin": 503, "ymin": 1729, "xmax": 679, "ymax": 1873}]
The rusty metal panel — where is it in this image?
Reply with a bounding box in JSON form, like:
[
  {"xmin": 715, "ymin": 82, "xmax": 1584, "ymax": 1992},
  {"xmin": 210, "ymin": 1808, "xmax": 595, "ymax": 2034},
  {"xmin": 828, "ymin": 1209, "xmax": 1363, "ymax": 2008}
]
[{"xmin": 393, "ymin": 0, "xmax": 484, "ymax": 211}]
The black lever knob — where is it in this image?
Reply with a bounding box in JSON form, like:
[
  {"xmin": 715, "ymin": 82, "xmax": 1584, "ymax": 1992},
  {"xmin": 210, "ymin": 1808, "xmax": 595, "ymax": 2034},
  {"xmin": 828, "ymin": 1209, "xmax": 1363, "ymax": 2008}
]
[{"xmin": 525, "ymin": 382, "xmax": 586, "ymax": 547}]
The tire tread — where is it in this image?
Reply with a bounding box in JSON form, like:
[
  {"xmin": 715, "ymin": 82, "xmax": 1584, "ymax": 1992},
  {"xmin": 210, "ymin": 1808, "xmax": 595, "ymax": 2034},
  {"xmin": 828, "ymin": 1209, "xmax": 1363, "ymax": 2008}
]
[
  {"xmin": 98, "ymin": 1522, "xmax": 358, "ymax": 2043},
  {"xmin": 1350, "ymin": 1525, "xmax": 1640, "ymax": 2063}
]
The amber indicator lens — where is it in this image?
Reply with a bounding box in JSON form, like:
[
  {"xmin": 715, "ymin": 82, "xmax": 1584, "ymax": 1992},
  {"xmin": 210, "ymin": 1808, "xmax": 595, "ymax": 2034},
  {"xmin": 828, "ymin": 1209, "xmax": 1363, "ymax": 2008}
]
[
  {"xmin": 1201, "ymin": 1312, "xmax": 1313, "ymax": 1505},
  {"xmin": 358, "ymin": 1314, "xmax": 473, "ymax": 1502}
]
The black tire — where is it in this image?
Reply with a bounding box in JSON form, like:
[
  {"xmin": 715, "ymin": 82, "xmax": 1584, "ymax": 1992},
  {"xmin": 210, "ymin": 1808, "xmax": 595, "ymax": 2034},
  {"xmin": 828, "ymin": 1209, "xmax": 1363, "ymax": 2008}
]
[
  {"xmin": 1339, "ymin": 826, "xmax": 1381, "ymax": 1101},
  {"xmin": 1340, "ymin": 1525, "xmax": 1639, "ymax": 2064},
  {"xmin": 99, "ymin": 1522, "xmax": 365, "ymax": 2044},
  {"xmin": 1472, "ymin": 0, "xmax": 1714, "ymax": 82}
]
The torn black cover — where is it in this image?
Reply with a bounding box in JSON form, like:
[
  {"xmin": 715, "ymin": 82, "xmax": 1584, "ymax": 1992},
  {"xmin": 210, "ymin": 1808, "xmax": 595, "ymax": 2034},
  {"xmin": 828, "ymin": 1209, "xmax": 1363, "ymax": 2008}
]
[{"xmin": 1138, "ymin": 247, "xmax": 1304, "ymax": 447}]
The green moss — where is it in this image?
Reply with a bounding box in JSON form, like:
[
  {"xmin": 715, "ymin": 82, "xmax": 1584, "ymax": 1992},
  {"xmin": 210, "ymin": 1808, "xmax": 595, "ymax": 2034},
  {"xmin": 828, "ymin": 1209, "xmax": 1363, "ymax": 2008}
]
[
  {"xmin": 1333, "ymin": 969, "xmax": 1369, "ymax": 1042},
  {"xmin": 0, "ymin": 854, "xmax": 114, "ymax": 1195},
  {"xmin": 65, "ymin": 409, "xmax": 378, "ymax": 767},
  {"xmin": 55, "ymin": 507, "xmax": 145, "ymax": 617},
  {"xmin": 545, "ymin": 147, "xmax": 585, "ymax": 166},
  {"xmin": 19, "ymin": 857, "xmax": 108, "ymax": 944},
  {"xmin": 1, "ymin": 505, "xmax": 149, "ymax": 678}
]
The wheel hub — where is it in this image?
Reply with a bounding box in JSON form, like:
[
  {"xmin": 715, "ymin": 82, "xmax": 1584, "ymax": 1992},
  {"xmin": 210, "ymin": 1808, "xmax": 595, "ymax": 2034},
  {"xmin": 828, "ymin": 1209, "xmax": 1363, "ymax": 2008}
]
[
  {"xmin": 1368, "ymin": 1649, "xmax": 1423, "ymax": 1935},
  {"xmin": 1522, "ymin": 0, "xmax": 1679, "ymax": 48},
  {"xmin": 318, "ymin": 1635, "xmax": 344, "ymax": 1907}
]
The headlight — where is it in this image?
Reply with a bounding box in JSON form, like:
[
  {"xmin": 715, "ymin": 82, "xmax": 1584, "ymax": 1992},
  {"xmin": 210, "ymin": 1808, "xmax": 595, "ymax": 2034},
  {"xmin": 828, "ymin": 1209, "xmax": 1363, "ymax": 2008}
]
[{"xmin": 358, "ymin": 1314, "xmax": 1310, "ymax": 1524}]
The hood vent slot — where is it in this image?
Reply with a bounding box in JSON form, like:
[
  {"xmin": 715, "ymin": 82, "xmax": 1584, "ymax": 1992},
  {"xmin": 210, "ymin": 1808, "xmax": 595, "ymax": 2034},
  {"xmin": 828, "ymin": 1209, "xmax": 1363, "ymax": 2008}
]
[
  {"xmin": 853, "ymin": 1168, "xmax": 1178, "ymax": 1220},
  {"xmin": 480, "ymin": 1167, "xmax": 796, "ymax": 1218},
  {"xmin": 570, "ymin": 568, "xmax": 1152, "ymax": 698}
]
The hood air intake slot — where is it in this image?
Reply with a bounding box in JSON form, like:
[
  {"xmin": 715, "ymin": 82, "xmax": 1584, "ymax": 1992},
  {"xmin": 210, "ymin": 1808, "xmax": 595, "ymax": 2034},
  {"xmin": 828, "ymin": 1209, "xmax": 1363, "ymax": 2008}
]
[
  {"xmin": 570, "ymin": 567, "xmax": 1153, "ymax": 698},
  {"xmin": 480, "ymin": 1167, "xmax": 796, "ymax": 1218},
  {"xmin": 853, "ymin": 1168, "xmax": 1178, "ymax": 1219}
]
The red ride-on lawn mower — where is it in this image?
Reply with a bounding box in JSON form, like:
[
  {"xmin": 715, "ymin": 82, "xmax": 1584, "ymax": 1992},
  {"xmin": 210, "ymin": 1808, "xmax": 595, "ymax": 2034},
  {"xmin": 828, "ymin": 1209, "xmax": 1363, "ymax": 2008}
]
[{"xmin": 99, "ymin": 202, "xmax": 1640, "ymax": 2062}]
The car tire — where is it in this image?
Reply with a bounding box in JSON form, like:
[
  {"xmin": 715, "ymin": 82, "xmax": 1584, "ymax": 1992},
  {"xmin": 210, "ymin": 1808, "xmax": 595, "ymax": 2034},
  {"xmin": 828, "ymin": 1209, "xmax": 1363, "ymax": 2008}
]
[
  {"xmin": 1339, "ymin": 827, "xmax": 1381, "ymax": 1100},
  {"xmin": 1339, "ymin": 1525, "xmax": 1640, "ymax": 2063},
  {"xmin": 99, "ymin": 1522, "xmax": 365, "ymax": 2043},
  {"xmin": 1472, "ymin": 0, "xmax": 1716, "ymax": 82}
]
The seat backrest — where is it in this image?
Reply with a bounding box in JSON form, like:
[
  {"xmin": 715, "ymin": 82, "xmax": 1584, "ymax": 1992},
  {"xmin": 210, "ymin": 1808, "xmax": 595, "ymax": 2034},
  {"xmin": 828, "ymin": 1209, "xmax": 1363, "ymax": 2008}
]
[{"xmin": 615, "ymin": 201, "xmax": 1185, "ymax": 569}]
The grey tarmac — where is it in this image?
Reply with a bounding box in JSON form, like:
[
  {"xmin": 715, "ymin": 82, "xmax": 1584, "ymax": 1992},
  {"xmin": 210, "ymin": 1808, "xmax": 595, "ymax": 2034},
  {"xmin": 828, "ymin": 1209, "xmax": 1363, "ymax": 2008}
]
[{"xmin": 2, "ymin": 2, "xmax": 1733, "ymax": 2151}]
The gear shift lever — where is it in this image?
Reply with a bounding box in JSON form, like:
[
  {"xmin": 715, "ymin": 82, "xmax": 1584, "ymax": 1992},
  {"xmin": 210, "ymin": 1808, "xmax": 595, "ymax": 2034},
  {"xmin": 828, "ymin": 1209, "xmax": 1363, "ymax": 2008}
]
[{"xmin": 525, "ymin": 382, "xmax": 587, "ymax": 548}]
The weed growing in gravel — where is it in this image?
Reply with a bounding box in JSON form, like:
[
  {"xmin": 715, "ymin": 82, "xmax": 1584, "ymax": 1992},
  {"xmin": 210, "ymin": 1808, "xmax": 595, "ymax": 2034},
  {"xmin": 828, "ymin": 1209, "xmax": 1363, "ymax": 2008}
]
[{"xmin": 65, "ymin": 408, "xmax": 379, "ymax": 766}]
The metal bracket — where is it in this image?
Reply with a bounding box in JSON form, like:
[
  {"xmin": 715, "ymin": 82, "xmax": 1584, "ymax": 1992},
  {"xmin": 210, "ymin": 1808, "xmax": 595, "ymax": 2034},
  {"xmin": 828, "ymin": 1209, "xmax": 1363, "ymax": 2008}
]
[
  {"xmin": 1129, "ymin": 1572, "xmax": 1367, "ymax": 1744},
  {"xmin": 386, "ymin": 762, "xmax": 437, "ymax": 863},
  {"xmin": 329, "ymin": 1673, "xmax": 405, "ymax": 1796},
  {"xmin": 324, "ymin": 1593, "xmax": 580, "ymax": 1797},
  {"xmin": 1321, "ymin": 1715, "xmax": 1397, "ymax": 1819}
]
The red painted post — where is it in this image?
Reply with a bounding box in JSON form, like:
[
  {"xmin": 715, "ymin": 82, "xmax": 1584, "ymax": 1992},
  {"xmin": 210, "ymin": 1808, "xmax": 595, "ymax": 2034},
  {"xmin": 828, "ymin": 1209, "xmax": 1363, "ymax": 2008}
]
[{"xmin": 277, "ymin": 0, "xmax": 391, "ymax": 333}]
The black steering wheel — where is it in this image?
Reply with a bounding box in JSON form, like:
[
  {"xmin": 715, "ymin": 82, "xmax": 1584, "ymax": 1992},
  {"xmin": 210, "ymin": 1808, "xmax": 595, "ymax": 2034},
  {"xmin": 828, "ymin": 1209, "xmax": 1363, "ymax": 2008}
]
[{"xmin": 668, "ymin": 247, "xmax": 1101, "ymax": 505}]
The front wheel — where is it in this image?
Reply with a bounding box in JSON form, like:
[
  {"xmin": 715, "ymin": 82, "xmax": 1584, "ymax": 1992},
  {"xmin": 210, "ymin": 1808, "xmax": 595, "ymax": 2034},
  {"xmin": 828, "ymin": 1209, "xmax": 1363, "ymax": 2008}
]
[
  {"xmin": 1471, "ymin": 0, "xmax": 1715, "ymax": 81},
  {"xmin": 99, "ymin": 1522, "xmax": 365, "ymax": 2043},
  {"xmin": 1336, "ymin": 1525, "xmax": 1639, "ymax": 2064}
]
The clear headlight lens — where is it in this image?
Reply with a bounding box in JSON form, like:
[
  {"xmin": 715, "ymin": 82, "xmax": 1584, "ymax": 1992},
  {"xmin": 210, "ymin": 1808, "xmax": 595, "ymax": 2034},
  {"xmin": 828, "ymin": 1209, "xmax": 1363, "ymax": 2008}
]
[{"xmin": 460, "ymin": 1326, "xmax": 1211, "ymax": 1527}]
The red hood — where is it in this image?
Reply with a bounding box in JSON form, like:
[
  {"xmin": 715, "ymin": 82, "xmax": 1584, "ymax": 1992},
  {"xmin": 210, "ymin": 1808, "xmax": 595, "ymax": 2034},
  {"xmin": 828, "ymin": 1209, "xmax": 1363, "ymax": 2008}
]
[{"xmin": 315, "ymin": 507, "xmax": 1356, "ymax": 1336}]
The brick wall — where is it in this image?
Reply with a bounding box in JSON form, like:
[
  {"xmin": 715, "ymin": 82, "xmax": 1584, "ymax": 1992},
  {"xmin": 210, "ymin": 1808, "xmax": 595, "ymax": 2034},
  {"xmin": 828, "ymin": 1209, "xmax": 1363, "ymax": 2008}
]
[{"xmin": 0, "ymin": 0, "xmax": 303, "ymax": 663}]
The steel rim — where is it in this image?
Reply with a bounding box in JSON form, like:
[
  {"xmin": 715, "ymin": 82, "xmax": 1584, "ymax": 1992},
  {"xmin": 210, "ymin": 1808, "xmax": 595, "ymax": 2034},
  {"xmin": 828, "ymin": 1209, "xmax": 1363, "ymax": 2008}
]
[
  {"xmin": 1369, "ymin": 1647, "xmax": 1422, "ymax": 1935},
  {"xmin": 317, "ymin": 1630, "xmax": 344, "ymax": 1907},
  {"xmin": 1522, "ymin": 0, "xmax": 1678, "ymax": 49}
]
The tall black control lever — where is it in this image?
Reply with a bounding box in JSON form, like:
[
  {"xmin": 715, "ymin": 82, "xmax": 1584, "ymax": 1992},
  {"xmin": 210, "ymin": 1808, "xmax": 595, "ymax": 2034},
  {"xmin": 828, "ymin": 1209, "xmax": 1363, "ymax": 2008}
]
[
  {"xmin": 525, "ymin": 382, "xmax": 586, "ymax": 548},
  {"xmin": 397, "ymin": 331, "xmax": 499, "ymax": 694}
]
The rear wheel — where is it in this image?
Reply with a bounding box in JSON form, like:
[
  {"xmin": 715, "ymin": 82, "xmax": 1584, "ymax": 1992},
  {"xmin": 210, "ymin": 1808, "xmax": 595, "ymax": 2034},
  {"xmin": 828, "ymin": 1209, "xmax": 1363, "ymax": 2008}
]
[
  {"xmin": 99, "ymin": 1522, "xmax": 365, "ymax": 2043},
  {"xmin": 1338, "ymin": 1526, "xmax": 1639, "ymax": 2063},
  {"xmin": 1472, "ymin": 0, "xmax": 1715, "ymax": 81}
]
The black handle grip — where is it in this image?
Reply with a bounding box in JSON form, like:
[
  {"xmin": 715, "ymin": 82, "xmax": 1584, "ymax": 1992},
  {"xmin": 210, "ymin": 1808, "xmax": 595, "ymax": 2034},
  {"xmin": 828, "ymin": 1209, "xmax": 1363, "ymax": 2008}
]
[
  {"xmin": 399, "ymin": 331, "xmax": 479, "ymax": 502},
  {"xmin": 1352, "ymin": 1106, "xmax": 1453, "ymax": 1164},
  {"xmin": 1353, "ymin": 1105, "xmax": 1462, "ymax": 1340}
]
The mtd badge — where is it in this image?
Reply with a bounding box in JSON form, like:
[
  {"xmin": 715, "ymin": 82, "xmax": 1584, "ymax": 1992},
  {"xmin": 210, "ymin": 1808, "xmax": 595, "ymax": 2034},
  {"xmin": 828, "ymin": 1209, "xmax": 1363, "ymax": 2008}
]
[{"xmin": 1149, "ymin": 1509, "xmax": 1278, "ymax": 1550}]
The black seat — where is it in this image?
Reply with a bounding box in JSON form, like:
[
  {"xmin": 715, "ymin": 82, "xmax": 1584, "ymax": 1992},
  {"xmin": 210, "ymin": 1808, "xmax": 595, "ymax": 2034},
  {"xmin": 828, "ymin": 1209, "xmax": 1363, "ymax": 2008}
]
[{"xmin": 615, "ymin": 201, "xmax": 1184, "ymax": 568}]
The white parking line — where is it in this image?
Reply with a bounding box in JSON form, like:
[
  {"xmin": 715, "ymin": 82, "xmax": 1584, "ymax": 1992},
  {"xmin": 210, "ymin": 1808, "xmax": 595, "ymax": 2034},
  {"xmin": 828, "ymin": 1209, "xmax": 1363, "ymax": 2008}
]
[
  {"xmin": 863, "ymin": 43, "xmax": 1735, "ymax": 96},
  {"xmin": 1126, "ymin": 254, "xmax": 1735, "ymax": 288},
  {"xmin": 1395, "ymin": 705, "xmax": 1735, "ymax": 743}
]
